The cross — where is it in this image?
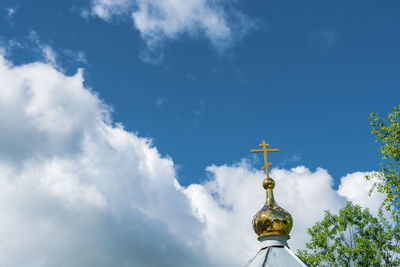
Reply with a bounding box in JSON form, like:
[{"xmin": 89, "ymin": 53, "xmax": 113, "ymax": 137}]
[{"xmin": 250, "ymin": 140, "xmax": 279, "ymax": 178}]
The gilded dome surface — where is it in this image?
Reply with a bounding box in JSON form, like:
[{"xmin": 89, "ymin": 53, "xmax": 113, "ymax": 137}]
[{"xmin": 252, "ymin": 178, "xmax": 293, "ymax": 240}]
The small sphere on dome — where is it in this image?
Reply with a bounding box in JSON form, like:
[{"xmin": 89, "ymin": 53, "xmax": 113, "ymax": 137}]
[{"xmin": 263, "ymin": 178, "xmax": 275, "ymax": 189}]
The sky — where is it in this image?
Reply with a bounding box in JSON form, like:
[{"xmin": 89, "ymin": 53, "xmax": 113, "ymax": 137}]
[{"xmin": 0, "ymin": 0, "xmax": 398, "ymax": 266}]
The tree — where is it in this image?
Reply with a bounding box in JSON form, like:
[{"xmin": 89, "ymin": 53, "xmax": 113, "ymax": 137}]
[
  {"xmin": 367, "ymin": 105, "xmax": 400, "ymax": 222},
  {"xmin": 297, "ymin": 202, "xmax": 400, "ymax": 267}
]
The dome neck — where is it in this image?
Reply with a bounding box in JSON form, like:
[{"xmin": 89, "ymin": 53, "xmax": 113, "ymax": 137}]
[{"xmin": 266, "ymin": 186, "xmax": 276, "ymax": 206}]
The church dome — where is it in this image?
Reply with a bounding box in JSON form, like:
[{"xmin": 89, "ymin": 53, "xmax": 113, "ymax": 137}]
[
  {"xmin": 246, "ymin": 140, "xmax": 306, "ymax": 267},
  {"xmin": 252, "ymin": 177, "xmax": 293, "ymax": 240}
]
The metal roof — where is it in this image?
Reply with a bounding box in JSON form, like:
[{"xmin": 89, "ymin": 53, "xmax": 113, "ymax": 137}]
[{"xmin": 245, "ymin": 237, "xmax": 308, "ymax": 267}]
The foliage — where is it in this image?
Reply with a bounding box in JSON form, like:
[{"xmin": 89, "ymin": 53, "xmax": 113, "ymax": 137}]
[
  {"xmin": 367, "ymin": 104, "xmax": 400, "ymax": 222},
  {"xmin": 297, "ymin": 202, "xmax": 400, "ymax": 267}
]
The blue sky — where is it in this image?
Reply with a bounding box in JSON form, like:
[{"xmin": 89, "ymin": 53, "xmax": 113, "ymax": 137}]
[
  {"xmin": 1, "ymin": 0, "xmax": 399, "ymax": 186},
  {"xmin": 0, "ymin": 1, "xmax": 397, "ymax": 266}
]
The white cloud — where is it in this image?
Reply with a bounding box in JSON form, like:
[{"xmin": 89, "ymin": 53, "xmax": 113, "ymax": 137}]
[
  {"xmin": 0, "ymin": 51, "xmax": 387, "ymax": 266},
  {"xmin": 88, "ymin": 0, "xmax": 257, "ymax": 63},
  {"xmin": 338, "ymin": 171, "xmax": 385, "ymax": 213},
  {"xmin": 90, "ymin": 0, "xmax": 132, "ymax": 21},
  {"xmin": 0, "ymin": 53, "xmax": 208, "ymax": 267}
]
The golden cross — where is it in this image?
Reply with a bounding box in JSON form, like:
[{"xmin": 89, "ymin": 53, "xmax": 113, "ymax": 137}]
[{"xmin": 250, "ymin": 140, "xmax": 279, "ymax": 178}]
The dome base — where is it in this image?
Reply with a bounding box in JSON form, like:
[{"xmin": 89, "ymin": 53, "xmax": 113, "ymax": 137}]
[{"xmin": 258, "ymin": 235, "xmax": 290, "ymax": 248}]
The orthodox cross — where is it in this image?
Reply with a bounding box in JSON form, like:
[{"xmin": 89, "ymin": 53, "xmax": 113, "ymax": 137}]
[{"xmin": 250, "ymin": 140, "xmax": 279, "ymax": 178}]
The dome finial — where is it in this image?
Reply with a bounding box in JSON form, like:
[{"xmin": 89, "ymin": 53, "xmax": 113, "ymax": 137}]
[{"xmin": 250, "ymin": 140, "xmax": 293, "ymax": 241}]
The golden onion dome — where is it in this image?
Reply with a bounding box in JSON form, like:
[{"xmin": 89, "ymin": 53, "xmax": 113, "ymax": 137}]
[
  {"xmin": 252, "ymin": 177, "xmax": 293, "ymax": 240},
  {"xmin": 250, "ymin": 140, "xmax": 293, "ymax": 241}
]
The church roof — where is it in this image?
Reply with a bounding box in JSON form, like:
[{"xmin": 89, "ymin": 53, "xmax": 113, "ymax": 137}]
[{"xmin": 245, "ymin": 237, "xmax": 307, "ymax": 267}]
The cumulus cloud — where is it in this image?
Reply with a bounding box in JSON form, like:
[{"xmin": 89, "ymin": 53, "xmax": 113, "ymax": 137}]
[
  {"xmin": 0, "ymin": 52, "xmax": 387, "ymax": 266},
  {"xmin": 0, "ymin": 54, "xmax": 208, "ymax": 267},
  {"xmin": 88, "ymin": 0, "xmax": 257, "ymax": 63}
]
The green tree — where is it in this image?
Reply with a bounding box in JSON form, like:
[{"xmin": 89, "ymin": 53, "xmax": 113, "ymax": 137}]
[
  {"xmin": 297, "ymin": 202, "xmax": 400, "ymax": 267},
  {"xmin": 368, "ymin": 105, "xmax": 400, "ymax": 222}
]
